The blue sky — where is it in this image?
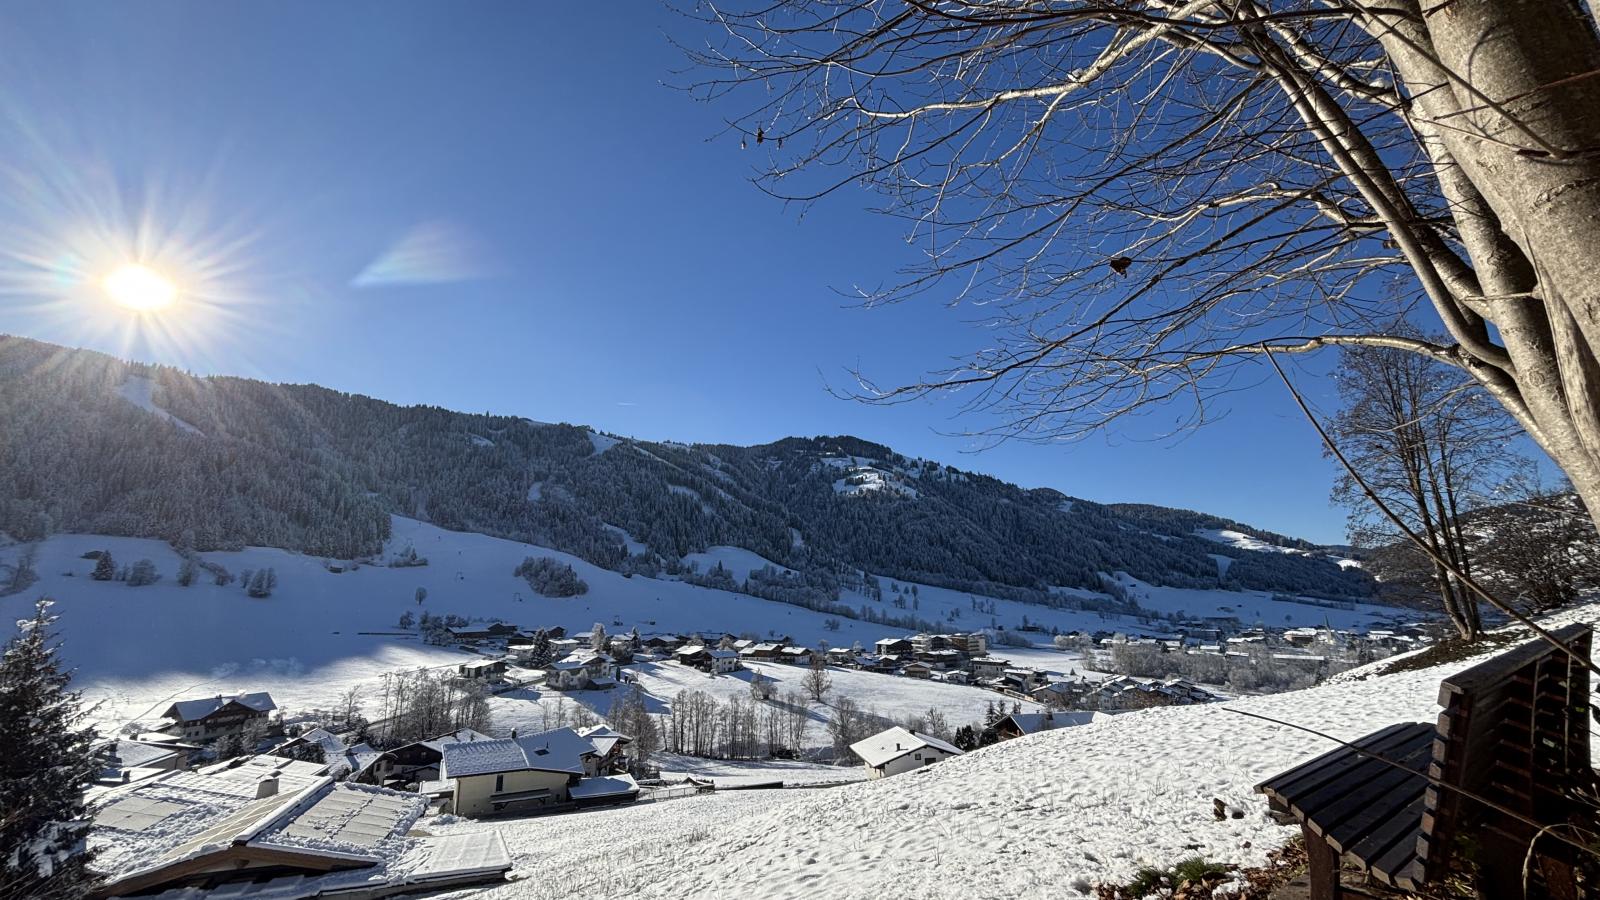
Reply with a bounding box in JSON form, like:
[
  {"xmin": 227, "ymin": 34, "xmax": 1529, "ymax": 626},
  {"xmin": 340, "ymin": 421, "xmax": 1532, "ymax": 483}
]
[{"xmin": 0, "ymin": 1, "xmax": 1368, "ymax": 542}]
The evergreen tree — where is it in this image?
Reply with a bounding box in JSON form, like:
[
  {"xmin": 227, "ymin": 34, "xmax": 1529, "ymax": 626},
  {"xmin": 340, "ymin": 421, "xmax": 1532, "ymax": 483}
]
[
  {"xmin": 0, "ymin": 599, "xmax": 105, "ymax": 899},
  {"xmin": 175, "ymin": 556, "xmax": 196, "ymax": 587},
  {"xmin": 90, "ymin": 552, "xmax": 115, "ymax": 582}
]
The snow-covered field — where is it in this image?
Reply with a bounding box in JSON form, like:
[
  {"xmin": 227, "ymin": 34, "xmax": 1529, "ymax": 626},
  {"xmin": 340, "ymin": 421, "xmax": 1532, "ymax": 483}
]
[
  {"xmin": 0, "ymin": 516, "xmax": 1379, "ymax": 734},
  {"xmin": 482, "ymin": 657, "xmax": 1042, "ymax": 753},
  {"xmin": 655, "ymin": 753, "xmax": 868, "ymax": 787},
  {"xmin": 1108, "ymin": 572, "xmax": 1401, "ymax": 630},
  {"xmin": 429, "ymin": 603, "xmax": 1600, "ymax": 900}
]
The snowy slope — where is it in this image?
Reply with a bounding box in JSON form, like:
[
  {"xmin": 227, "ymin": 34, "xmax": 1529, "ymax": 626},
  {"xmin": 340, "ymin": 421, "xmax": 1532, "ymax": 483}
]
[
  {"xmin": 117, "ymin": 375, "xmax": 202, "ymax": 435},
  {"xmin": 2, "ymin": 517, "xmax": 1396, "ymax": 735},
  {"xmin": 1109, "ymin": 572, "xmax": 1403, "ymax": 630},
  {"xmin": 435, "ymin": 604, "xmax": 1600, "ymax": 900},
  {"xmin": 1, "ymin": 519, "xmax": 1068, "ymax": 733},
  {"xmin": 0, "ymin": 519, "xmax": 917, "ymax": 730}
]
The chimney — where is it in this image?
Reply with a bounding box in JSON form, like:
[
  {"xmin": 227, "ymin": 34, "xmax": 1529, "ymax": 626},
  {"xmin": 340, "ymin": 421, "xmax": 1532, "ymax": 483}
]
[
  {"xmin": 510, "ymin": 729, "xmax": 517, "ymax": 739},
  {"xmin": 122, "ymin": 771, "xmax": 131, "ymax": 784},
  {"xmin": 256, "ymin": 774, "xmax": 280, "ymax": 799}
]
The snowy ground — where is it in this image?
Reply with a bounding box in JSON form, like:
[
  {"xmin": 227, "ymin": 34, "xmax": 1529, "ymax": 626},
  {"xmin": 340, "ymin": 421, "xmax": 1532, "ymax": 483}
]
[
  {"xmin": 484, "ymin": 658, "xmax": 1042, "ymax": 753},
  {"xmin": 427, "ymin": 603, "xmax": 1600, "ymax": 900},
  {"xmin": 654, "ymin": 753, "xmax": 868, "ymax": 787},
  {"xmin": 0, "ymin": 517, "xmax": 1364, "ymax": 734}
]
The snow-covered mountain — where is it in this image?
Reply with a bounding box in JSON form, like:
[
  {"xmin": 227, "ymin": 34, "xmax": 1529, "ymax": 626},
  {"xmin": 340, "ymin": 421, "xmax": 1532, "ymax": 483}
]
[{"xmin": 0, "ymin": 335, "xmax": 1371, "ymax": 608}]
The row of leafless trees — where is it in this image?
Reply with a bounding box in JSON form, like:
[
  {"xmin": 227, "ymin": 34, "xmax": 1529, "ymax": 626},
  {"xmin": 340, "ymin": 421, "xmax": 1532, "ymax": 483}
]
[
  {"xmin": 371, "ymin": 669, "xmax": 493, "ymax": 748},
  {"xmin": 661, "ymin": 689, "xmax": 815, "ymax": 759}
]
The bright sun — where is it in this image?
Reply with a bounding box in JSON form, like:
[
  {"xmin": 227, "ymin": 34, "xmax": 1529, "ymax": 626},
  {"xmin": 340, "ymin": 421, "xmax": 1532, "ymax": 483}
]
[{"xmin": 102, "ymin": 263, "xmax": 178, "ymax": 312}]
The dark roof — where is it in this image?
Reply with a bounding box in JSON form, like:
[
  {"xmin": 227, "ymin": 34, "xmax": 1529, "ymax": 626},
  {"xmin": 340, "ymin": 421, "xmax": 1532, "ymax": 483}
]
[{"xmin": 163, "ymin": 692, "xmax": 277, "ymax": 723}]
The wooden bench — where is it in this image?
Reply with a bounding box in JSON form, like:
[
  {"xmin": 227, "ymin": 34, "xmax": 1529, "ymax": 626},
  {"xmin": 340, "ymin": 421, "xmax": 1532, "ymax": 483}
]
[{"xmin": 1256, "ymin": 623, "xmax": 1593, "ymax": 899}]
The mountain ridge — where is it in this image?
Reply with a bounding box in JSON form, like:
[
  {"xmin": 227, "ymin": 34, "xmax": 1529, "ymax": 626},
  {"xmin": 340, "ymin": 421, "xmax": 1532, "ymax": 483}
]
[{"xmin": 0, "ymin": 335, "xmax": 1372, "ymax": 605}]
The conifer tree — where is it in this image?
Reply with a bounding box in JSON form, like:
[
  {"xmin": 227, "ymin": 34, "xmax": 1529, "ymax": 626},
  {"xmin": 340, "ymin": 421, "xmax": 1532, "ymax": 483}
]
[
  {"xmin": 90, "ymin": 552, "xmax": 115, "ymax": 582},
  {"xmin": 0, "ymin": 599, "xmax": 104, "ymax": 900}
]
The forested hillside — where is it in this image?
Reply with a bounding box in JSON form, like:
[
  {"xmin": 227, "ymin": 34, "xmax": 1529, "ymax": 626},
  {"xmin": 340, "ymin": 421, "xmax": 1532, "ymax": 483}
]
[{"xmin": 0, "ymin": 336, "xmax": 1372, "ymax": 603}]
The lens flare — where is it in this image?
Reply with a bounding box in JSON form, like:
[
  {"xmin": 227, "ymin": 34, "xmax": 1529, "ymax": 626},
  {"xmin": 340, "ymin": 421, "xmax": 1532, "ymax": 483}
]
[{"xmin": 102, "ymin": 264, "xmax": 178, "ymax": 312}]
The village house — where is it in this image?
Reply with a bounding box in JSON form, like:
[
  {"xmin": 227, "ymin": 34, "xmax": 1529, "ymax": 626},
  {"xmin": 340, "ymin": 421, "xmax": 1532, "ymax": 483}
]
[
  {"xmin": 370, "ymin": 728, "xmax": 495, "ymax": 788},
  {"xmin": 967, "ymin": 657, "xmax": 1013, "ymax": 681},
  {"xmin": 440, "ymin": 727, "xmax": 593, "ymax": 816},
  {"xmin": 549, "ymin": 637, "xmax": 581, "ymax": 657},
  {"xmin": 578, "ymin": 724, "xmax": 633, "ymax": 775},
  {"xmin": 875, "ymin": 637, "xmax": 914, "ymax": 656},
  {"xmin": 1030, "ymin": 678, "xmax": 1092, "ymax": 708},
  {"xmin": 778, "ymin": 646, "xmax": 814, "ymax": 666},
  {"xmin": 672, "ymin": 645, "xmax": 713, "ymax": 668},
  {"xmin": 544, "ymin": 652, "xmax": 618, "ymax": 691},
  {"xmin": 94, "ymin": 736, "xmax": 195, "ymax": 794},
  {"xmin": 922, "ymin": 648, "xmax": 964, "ymax": 669},
  {"xmin": 446, "ymin": 622, "xmax": 520, "ymax": 643},
  {"xmin": 825, "ymin": 647, "xmax": 857, "ymax": 666},
  {"xmin": 1001, "ymin": 668, "xmax": 1049, "ymax": 693},
  {"xmin": 900, "ymin": 661, "xmax": 933, "ymax": 679},
  {"xmin": 707, "ymin": 648, "xmax": 743, "ymax": 674},
  {"xmin": 849, "ymin": 726, "xmax": 964, "ymax": 779},
  {"xmin": 457, "ymin": 658, "xmax": 508, "ymax": 680},
  {"xmin": 438, "ymin": 727, "xmax": 637, "ymax": 816},
  {"xmin": 638, "ymin": 633, "xmax": 685, "ymax": 654},
  {"xmin": 740, "ymin": 641, "xmax": 784, "ymax": 661},
  {"xmin": 87, "ymin": 763, "xmax": 510, "ymax": 898},
  {"xmin": 992, "ymin": 710, "xmax": 1100, "ymax": 741},
  {"xmin": 160, "ymin": 692, "xmax": 278, "ymax": 744}
]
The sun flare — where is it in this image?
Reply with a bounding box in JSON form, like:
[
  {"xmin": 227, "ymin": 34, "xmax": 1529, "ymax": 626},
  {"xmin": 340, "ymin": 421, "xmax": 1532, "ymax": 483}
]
[{"xmin": 102, "ymin": 264, "xmax": 178, "ymax": 312}]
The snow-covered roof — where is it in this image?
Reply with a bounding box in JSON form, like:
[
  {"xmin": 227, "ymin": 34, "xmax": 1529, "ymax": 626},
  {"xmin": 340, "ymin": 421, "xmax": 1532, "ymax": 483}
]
[
  {"xmin": 418, "ymin": 728, "xmax": 495, "ymax": 754},
  {"xmin": 106, "ymin": 739, "xmax": 183, "ymax": 772},
  {"xmin": 578, "ymin": 724, "xmax": 633, "ymax": 758},
  {"xmin": 198, "ymin": 754, "xmax": 330, "ymax": 790},
  {"xmin": 849, "ymin": 727, "xmax": 963, "ymax": 769},
  {"xmin": 569, "ymin": 774, "xmax": 640, "ymax": 800},
  {"xmin": 90, "ymin": 765, "xmax": 507, "ymax": 898},
  {"xmin": 163, "ymin": 692, "xmax": 277, "ymax": 723},
  {"xmin": 441, "ymin": 727, "xmax": 595, "ymax": 779},
  {"xmin": 708, "ymin": 649, "xmax": 739, "ymax": 659},
  {"xmin": 1000, "ymin": 711, "xmax": 1098, "ymax": 735}
]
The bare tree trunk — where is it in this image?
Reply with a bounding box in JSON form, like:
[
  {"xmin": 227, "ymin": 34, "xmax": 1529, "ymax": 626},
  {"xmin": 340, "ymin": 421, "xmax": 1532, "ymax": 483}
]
[{"xmin": 1362, "ymin": 0, "xmax": 1600, "ymax": 529}]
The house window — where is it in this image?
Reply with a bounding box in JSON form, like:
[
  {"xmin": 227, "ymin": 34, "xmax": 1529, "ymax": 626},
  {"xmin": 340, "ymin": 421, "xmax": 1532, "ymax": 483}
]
[{"xmin": 494, "ymin": 775, "xmax": 504, "ymax": 793}]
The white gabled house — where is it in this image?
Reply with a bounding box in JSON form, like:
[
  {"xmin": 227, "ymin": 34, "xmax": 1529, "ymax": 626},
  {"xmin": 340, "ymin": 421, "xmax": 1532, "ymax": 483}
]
[
  {"xmin": 849, "ymin": 726, "xmax": 964, "ymax": 779},
  {"xmin": 544, "ymin": 652, "xmax": 618, "ymax": 691},
  {"xmin": 707, "ymin": 648, "xmax": 742, "ymax": 674}
]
